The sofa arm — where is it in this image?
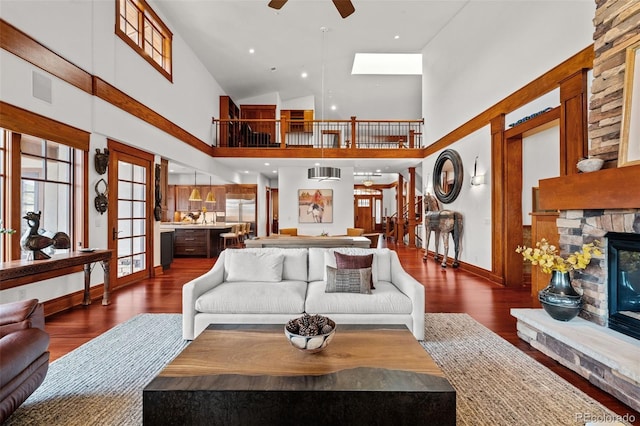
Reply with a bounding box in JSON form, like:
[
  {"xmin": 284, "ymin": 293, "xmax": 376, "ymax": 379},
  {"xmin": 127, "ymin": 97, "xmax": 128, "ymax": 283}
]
[
  {"xmin": 389, "ymin": 252, "xmax": 425, "ymax": 340},
  {"xmin": 0, "ymin": 299, "xmax": 45, "ymax": 338},
  {"xmin": 182, "ymin": 254, "xmax": 226, "ymax": 340}
]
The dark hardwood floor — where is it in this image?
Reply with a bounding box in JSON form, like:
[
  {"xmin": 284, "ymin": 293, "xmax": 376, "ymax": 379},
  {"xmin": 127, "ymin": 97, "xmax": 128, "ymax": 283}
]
[{"xmin": 44, "ymin": 243, "xmax": 639, "ymax": 423}]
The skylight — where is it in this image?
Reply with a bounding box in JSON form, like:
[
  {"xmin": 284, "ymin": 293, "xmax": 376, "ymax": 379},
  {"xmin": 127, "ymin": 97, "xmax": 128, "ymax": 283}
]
[{"xmin": 351, "ymin": 53, "xmax": 422, "ymax": 75}]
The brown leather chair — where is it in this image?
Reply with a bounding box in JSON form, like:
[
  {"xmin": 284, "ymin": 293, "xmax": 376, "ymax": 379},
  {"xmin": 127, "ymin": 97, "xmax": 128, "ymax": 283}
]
[{"xmin": 0, "ymin": 299, "xmax": 50, "ymax": 423}]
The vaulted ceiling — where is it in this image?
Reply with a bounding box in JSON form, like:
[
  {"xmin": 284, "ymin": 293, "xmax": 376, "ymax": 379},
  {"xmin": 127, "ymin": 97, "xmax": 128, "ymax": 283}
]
[{"xmin": 154, "ymin": 0, "xmax": 468, "ymax": 120}]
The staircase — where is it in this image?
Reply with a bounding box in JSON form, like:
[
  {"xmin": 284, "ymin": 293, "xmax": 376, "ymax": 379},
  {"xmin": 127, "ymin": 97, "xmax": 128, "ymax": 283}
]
[{"xmin": 385, "ymin": 196, "xmax": 422, "ymax": 247}]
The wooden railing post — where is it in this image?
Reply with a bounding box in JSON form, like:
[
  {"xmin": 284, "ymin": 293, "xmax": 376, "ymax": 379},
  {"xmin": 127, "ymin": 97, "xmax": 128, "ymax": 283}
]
[
  {"xmin": 280, "ymin": 116, "xmax": 287, "ymax": 148},
  {"xmin": 350, "ymin": 116, "xmax": 357, "ymax": 150},
  {"xmin": 409, "ymin": 129, "xmax": 415, "ymax": 149},
  {"xmin": 397, "ymin": 174, "xmax": 404, "ymax": 245},
  {"xmin": 408, "ymin": 167, "xmax": 416, "ymax": 247}
]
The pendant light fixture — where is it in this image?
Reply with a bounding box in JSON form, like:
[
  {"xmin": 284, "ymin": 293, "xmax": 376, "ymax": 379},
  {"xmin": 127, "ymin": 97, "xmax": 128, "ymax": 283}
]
[
  {"xmin": 308, "ymin": 27, "xmax": 341, "ymax": 182},
  {"xmin": 205, "ymin": 176, "xmax": 216, "ymax": 203},
  {"xmin": 188, "ymin": 171, "xmax": 202, "ymax": 201}
]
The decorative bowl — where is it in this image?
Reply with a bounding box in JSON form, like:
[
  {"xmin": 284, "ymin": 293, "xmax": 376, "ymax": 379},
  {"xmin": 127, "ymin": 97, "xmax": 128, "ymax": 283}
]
[
  {"xmin": 577, "ymin": 158, "xmax": 604, "ymax": 173},
  {"xmin": 284, "ymin": 315, "xmax": 336, "ymax": 353}
]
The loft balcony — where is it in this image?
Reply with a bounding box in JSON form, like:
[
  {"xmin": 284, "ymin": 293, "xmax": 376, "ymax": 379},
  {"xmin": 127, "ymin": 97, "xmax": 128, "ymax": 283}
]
[{"xmin": 211, "ymin": 117, "xmax": 424, "ymax": 159}]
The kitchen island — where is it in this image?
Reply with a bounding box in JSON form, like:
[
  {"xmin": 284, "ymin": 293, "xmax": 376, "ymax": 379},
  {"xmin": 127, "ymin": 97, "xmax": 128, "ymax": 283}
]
[{"xmin": 160, "ymin": 223, "xmax": 233, "ymax": 258}]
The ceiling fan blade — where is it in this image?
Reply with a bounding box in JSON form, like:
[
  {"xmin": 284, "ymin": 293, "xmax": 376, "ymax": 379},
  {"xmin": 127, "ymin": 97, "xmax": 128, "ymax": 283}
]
[
  {"xmin": 268, "ymin": 0, "xmax": 288, "ymax": 10},
  {"xmin": 332, "ymin": 0, "xmax": 355, "ymax": 18}
]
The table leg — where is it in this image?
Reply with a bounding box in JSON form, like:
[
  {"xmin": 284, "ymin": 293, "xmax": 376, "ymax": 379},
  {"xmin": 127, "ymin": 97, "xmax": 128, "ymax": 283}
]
[
  {"xmin": 83, "ymin": 263, "xmax": 92, "ymax": 305},
  {"xmin": 101, "ymin": 259, "xmax": 111, "ymax": 305}
]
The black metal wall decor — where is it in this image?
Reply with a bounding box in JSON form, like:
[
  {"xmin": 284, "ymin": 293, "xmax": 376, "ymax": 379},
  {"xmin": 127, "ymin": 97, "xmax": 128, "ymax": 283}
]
[
  {"xmin": 94, "ymin": 148, "xmax": 109, "ymax": 175},
  {"xmin": 94, "ymin": 178, "xmax": 108, "ymax": 214},
  {"xmin": 154, "ymin": 164, "xmax": 162, "ymax": 221}
]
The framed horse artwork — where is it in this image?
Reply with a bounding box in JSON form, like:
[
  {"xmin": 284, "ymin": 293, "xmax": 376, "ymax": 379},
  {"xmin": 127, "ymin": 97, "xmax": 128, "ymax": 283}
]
[{"xmin": 298, "ymin": 189, "xmax": 333, "ymax": 223}]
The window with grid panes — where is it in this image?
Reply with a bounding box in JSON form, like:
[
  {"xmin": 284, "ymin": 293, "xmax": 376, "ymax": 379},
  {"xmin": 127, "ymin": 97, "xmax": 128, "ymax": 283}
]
[
  {"xmin": 116, "ymin": 0, "xmax": 173, "ymax": 81},
  {"xmin": 20, "ymin": 135, "xmax": 75, "ymax": 259}
]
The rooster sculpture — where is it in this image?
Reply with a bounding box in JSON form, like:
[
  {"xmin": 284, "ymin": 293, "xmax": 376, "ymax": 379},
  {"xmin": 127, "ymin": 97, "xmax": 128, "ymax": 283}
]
[{"xmin": 20, "ymin": 211, "xmax": 71, "ymax": 260}]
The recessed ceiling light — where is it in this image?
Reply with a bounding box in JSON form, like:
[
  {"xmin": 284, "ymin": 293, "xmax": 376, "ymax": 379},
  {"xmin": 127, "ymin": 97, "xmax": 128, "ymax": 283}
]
[
  {"xmin": 331, "ymin": 105, "xmax": 337, "ymax": 110},
  {"xmin": 264, "ymin": 162, "xmax": 270, "ymax": 166},
  {"xmin": 244, "ymin": 170, "xmax": 249, "ymax": 174},
  {"xmin": 394, "ymin": 35, "xmax": 400, "ymax": 40},
  {"xmin": 272, "ymin": 170, "xmax": 277, "ymax": 173},
  {"xmin": 249, "ymin": 48, "xmax": 255, "ymax": 54},
  {"xmin": 314, "ymin": 162, "xmax": 320, "ymax": 166},
  {"xmin": 376, "ymin": 169, "xmax": 381, "ymax": 173},
  {"xmin": 301, "ymin": 72, "xmax": 308, "ymax": 78},
  {"xmin": 352, "ymin": 53, "xmax": 422, "ymax": 75}
]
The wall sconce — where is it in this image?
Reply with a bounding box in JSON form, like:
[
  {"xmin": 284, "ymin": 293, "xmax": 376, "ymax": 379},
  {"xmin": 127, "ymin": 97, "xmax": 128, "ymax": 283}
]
[{"xmin": 471, "ymin": 156, "xmax": 485, "ymax": 186}]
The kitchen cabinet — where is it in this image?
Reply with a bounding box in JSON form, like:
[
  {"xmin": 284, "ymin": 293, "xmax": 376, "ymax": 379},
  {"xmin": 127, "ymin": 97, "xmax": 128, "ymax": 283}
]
[
  {"xmin": 160, "ymin": 230, "xmax": 174, "ymax": 269},
  {"xmin": 174, "ymin": 228, "xmax": 208, "ymax": 257},
  {"xmin": 172, "ymin": 226, "xmax": 232, "ymax": 258}
]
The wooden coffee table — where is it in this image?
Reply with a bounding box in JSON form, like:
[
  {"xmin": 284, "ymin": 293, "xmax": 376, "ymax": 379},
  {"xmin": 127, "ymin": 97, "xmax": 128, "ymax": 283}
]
[{"xmin": 143, "ymin": 324, "xmax": 456, "ymax": 425}]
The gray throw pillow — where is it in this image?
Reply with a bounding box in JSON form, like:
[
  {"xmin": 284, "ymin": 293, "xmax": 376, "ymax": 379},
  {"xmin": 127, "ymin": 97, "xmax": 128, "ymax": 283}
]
[{"xmin": 325, "ymin": 266, "xmax": 372, "ymax": 294}]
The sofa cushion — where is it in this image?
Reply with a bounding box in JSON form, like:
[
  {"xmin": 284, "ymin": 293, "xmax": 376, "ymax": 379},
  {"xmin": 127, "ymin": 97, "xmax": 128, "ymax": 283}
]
[
  {"xmin": 225, "ymin": 250, "xmax": 284, "ymax": 282},
  {"xmin": 195, "ymin": 281, "xmax": 307, "ymax": 314},
  {"xmin": 306, "ymin": 281, "xmax": 412, "ymax": 314},
  {"xmin": 325, "ymin": 266, "xmax": 371, "ymax": 294},
  {"xmin": 334, "ymin": 252, "xmax": 375, "ymax": 289},
  {"xmin": 224, "ymin": 248, "xmax": 308, "ymax": 282},
  {"xmin": 309, "ymin": 248, "xmax": 392, "ymax": 283}
]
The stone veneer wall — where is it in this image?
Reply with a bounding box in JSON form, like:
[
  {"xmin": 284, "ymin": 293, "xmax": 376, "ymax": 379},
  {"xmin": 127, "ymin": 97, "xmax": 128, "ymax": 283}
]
[
  {"xmin": 589, "ymin": 0, "xmax": 640, "ymax": 163},
  {"xmin": 557, "ymin": 209, "xmax": 640, "ymax": 326}
]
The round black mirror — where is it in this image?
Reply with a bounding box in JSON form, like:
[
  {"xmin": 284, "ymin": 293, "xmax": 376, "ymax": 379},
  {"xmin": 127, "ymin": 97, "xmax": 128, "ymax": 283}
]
[{"xmin": 433, "ymin": 149, "xmax": 463, "ymax": 204}]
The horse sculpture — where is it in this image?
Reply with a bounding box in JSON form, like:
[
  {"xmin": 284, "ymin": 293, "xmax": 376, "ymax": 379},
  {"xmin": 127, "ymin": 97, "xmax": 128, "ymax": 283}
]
[
  {"xmin": 422, "ymin": 194, "xmax": 463, "ymax": 268},
  {"xmin": 20, "ymin": 211, "xmax": 71, "ymax": 260}
]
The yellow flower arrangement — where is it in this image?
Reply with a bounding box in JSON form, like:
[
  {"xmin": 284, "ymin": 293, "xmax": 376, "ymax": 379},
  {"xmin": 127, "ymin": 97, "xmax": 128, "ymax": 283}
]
[
  {"xmin": 201, "ymin": 206, "xmax": 207, "ymax": 213},
  {"xmin": 516, "ymin": 238, "xmax": 601, "ymax": 274}
]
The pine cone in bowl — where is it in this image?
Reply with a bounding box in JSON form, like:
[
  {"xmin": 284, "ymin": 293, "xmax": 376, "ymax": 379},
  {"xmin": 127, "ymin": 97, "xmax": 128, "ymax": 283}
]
[{"xmin": 284, "ymin": 314, "xmax": 336, "ymax": 353}]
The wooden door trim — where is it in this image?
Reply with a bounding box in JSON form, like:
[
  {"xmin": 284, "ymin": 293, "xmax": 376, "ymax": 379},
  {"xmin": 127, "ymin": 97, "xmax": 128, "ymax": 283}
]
[{"xmin": 107, "ymin": 139, "xmax": 154, "ymax": 288}]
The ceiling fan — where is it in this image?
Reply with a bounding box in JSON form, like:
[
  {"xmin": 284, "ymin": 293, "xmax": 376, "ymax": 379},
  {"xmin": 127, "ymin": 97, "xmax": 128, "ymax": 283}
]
[{"xmin": 268, "ymin": 0, "xmax": 355, "ymax": 19}]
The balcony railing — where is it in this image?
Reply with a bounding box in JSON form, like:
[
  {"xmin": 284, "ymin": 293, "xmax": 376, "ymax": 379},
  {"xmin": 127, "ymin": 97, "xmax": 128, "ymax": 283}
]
[{"xmin": 212, "ymin": 117, "xmax": 423, "ymax": 150}]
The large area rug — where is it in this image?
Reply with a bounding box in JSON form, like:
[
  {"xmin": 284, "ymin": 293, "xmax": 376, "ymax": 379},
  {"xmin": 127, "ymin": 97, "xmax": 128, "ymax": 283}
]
[{"xmin": 6, "ymin": 313, "xmax": 628, "ymax": 425}]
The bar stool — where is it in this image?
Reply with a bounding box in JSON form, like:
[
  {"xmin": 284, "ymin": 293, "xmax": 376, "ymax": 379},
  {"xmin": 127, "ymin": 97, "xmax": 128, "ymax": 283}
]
[{"xmin": 220, "ymin": 224, "xmax": 239, "ymax": 249}]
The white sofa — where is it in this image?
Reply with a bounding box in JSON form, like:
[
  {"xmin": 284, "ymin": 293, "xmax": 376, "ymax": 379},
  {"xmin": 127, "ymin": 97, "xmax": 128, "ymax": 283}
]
[{"xmin": 182, "ymin": 247, "xmax": 425, "ymax": 340}]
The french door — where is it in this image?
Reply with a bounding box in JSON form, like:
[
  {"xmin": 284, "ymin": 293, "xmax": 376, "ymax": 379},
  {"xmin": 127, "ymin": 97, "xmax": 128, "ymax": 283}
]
[{"xmin": 108, "ymin": 141, "xmax": 154, "ymax": 288}]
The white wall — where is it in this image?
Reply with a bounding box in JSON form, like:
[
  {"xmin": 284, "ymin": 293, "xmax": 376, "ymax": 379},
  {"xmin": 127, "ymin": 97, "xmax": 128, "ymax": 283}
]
[
  {"xmin": 422, "ymin": 126, "xmax": 493, "ymax": 270},
  {"xmin": 278, "ymin": 167, "xmax": 354, "ymax": 236},
  {"xmin": 420, "ymin": 0, "xmax": 594, "ymax": 270},
  {"xmin": 422, "ymin": 1, "xmax": 595, "ymax": 144},
  {"xmin": 282, "ymin": 95, "xmax": 315, "ymax": 111},
  {"xmin": 522, "ymin": 126, "xmax": 560, "ymax": 225}
]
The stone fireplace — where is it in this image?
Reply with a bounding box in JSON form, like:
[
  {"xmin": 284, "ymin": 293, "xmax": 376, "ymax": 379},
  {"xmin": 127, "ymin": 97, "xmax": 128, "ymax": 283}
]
[{"xmin": 553, "ymin": 209, "xmax": 640, "ymax": 331}]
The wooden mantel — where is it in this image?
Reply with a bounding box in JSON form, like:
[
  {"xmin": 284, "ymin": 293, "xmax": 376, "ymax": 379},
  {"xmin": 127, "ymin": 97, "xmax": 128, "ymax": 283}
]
[{"xmin": 538, "ymin": 164, "xmax": 640, "ymax": 210}]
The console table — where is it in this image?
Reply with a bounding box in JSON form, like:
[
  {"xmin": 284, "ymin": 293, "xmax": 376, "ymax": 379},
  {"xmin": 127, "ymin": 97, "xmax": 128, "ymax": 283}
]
[{"xmin": 0, "ymin": 250, "xmax": 113, "ymax": 306}]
